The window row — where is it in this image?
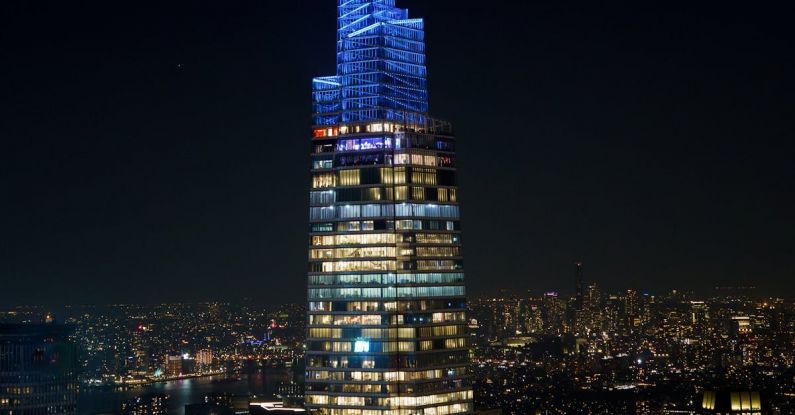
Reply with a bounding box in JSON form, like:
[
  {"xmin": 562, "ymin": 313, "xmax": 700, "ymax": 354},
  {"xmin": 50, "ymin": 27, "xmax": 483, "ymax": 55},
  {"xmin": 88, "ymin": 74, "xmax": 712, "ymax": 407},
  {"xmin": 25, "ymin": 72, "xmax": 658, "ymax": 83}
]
[
  {"xmin": 312, "ymin": 260, "xmax": 464, "ymax": 273},
  {"xmin": 305, "ymin": 391, "xmax": 472, "ymax": 409},
  {"xmin": 305, "ymin": 402, "xmax": 473, "ymax": 415},
  {"xmin": 310, "ymin": 247, "xmax": 461, "ymax": 260},
  {"xmin": 308, "ymin": 299, "xmax": 467, "ymax": 313},
  {"xmin": 308, "ymin": 286, "xmax": 466, "ymax": 300},
  {"xmin": 312, "ymin": 122, "xmax": 400, "ymax": 139},
  {"xmin": 307, "ymin": 340, "xmax": 416, "ymax": 353},
  {"xmin": 309, "ymin": 311, "xmax": 467, "ymax": 326},
  {"xmin": 309, "ymin": 314, "xmax": 383, "ymax": 326},
  {"xmin": 310, "ymin": 247, "xmax": 397, "ymax": 260},
  {"xmin": 305, "ymin": 367, "xmax": 469, "ymax": 383},
  {"xmin": 311, "ymin": 187, "xmax": 458, "ymax": 205},
  {"xmin": 336, "ymin": 136, "xmax": 394, "ymax": 152},
  {"xmin": 417, "ymin": 260, "xmax": 463, "ymax": 271},
  {"xmin": 331, "ymin": 152, "xmax": 455, "ymax": 168},
  {"xmin": 318, "ymin": 261, "xmax": 397, "ymax": 272},
  {"xmin": 304, "ymin": 385, "xmax": 471, "ymax": 399},
  {"xmin": 415, "ymin": 247, "xmax": 461, "ymax": 257},
  {"xmin": 395, "ymin": 220, "xmax": 458, "ymax": 231},
  {"xmin": 309, "ymin": 204, "xmax": 460, "ymax": 221},
  {"xmin": 416, "ymin": 234, "xmax": 458, "ymax": 244},
  {"xmin": 307, "ymin": 325, "xmax": 467, "ymax": 340},
  {"xmin": 305, "ymin": 350, "xmax": 470, "ymax": 370},
  {"xmin": 308, "ymin": 273, "xmax": 465, "ymax": 286},
  {"xmin": 307, "ymin": 337, "xmax": 468, "ymax": 354},
  {"xmin": 311, "ymin": 168, "xmax": 456, "ymax": 189},
  {"xmin": 311, "ymin": 220, "xmax": 460, "ymax": 233},
  {"xmin": 311, "ymin": 234, "xmax": 397, "ymax": 247}
]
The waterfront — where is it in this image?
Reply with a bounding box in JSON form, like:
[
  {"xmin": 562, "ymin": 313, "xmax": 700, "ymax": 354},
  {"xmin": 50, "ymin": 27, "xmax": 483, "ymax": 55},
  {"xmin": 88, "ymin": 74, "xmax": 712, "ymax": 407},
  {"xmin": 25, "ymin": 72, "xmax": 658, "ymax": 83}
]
[{"xmin": 78, "ymin": 369, "xmax": 291, "ymax": 414}]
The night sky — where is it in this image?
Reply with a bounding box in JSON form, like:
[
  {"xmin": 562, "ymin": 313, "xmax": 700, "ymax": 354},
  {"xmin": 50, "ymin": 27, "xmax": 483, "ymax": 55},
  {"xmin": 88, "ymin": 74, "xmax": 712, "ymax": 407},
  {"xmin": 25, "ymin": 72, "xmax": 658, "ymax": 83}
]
[{"xmin": 2, "ymin": 0, "xmax": 793, "ymax": 306}]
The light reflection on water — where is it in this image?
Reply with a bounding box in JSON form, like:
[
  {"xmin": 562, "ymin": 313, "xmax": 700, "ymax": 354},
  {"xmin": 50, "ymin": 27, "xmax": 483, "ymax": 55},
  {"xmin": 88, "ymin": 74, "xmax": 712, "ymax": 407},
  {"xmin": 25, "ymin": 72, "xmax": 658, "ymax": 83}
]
[{"xmin": 79, "ymin": 369, "xmax": 290, "ymax": 415}]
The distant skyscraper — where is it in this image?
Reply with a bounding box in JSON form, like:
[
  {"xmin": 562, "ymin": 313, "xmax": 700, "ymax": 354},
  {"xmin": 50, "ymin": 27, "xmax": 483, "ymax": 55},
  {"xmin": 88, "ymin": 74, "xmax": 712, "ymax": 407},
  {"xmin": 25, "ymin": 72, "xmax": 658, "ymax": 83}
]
[
  {"xmin": 542, "ymin": 292, "xmax": 565, "ymax": 335},
  {"xmin": 0, "ymin": 323, "xmax": 78, "ymax": 415},
  {"xmin": 196, "ymin": 349, "xmax": 213, "ymax": 367},
  {"xmin": 121, "ymin": 395, "xmax": 169, "ymax": 415},
  {"xmin": 306, "ymin": 1, "xmax": 473, "ymax": 413},
  {"xmin": 164, "ymin": 354, "xmax": 182, "ymax": 377},
  {"xmin": 575, "ymin": 262, "xmax": 584, "ymax": 311}
]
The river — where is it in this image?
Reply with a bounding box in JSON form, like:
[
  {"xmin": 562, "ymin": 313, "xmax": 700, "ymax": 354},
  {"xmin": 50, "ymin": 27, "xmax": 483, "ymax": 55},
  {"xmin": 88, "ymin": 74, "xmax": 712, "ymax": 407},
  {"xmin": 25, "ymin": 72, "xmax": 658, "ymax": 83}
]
[{"xmin": 78, "ymin": 369, "xmax": 292, "ymax": 414}]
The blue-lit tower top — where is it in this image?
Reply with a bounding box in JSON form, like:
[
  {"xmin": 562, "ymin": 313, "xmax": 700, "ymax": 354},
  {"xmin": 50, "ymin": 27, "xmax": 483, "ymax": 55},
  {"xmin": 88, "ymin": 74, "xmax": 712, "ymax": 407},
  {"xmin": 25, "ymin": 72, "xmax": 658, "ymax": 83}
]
[{"xmin": 313, "ymin": 0, "xmax": 429, "ymax": 126}]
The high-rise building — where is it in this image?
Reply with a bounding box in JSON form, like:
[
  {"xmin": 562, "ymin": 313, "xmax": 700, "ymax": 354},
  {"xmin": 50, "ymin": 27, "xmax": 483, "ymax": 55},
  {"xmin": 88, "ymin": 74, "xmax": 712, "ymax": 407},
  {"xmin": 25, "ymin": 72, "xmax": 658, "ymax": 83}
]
[
  {"xmin": 541, "ymin": 292, "xmax": 565, "ymax": 335},
  {"xmin": 121, "ymin": 395, "xmax": 169, "ymax": 415},
  {"xmin": 196, "ymin": 349, "xmax": 213, "ymax": 369},
  {"xmin": 0, "ymin": 323, "xmax": 78, "ymax": 415},
  {"xmin": 306, "ymin": 1, "xmax": 473, "ymax": 413},
  {"xmin": 164, "ymin": 354, "xmax": 182, "ymax": 377},
  {"xmin": 574, "ymin": 262, "xmax": 584, "ymax": 311}
]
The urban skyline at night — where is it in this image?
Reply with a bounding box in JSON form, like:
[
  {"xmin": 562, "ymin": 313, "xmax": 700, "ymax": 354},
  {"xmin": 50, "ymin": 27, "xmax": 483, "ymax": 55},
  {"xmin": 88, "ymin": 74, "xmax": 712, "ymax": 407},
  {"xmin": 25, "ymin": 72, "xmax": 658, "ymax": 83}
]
[
  {"xmin": 2, "ymin": 0, "xmax": 794, "ymax": 414},
  {"xmin": 2, "ymin": 282, "xmax": 792, "ymax": 414}
]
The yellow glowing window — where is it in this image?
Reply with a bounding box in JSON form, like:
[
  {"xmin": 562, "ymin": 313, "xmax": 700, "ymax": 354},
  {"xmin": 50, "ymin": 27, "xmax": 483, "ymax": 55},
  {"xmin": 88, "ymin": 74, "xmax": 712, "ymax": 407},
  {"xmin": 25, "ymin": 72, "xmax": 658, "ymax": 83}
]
[
  {"xmin": 394, "ymin": 186, "xmax": 408, "ymax": 201},
  {"xmin": 381, "ymin": 166, "xmax": 406, "ymax": 184},
  {"xmin": 312, "ymin": 173, "xmax": 336, "ymax": 189},
  {"xmin": 367, "ymin": 187, "xmax": 382, "ymax": 201},
  {"xmin": 338, "ymin": 169, "xmax": 361, "ymax": 186},
  {"xmin": 412, "ymin": 168, "xmax": 437, "ymax": 185},
  {"xmin": 412, "ymin": 187, "xmax": 425, "ymax": 200},
  {"xmin": 394, "ymin": 153, "xmax": 410, "ymax": 165},
  {"xmin": 415, "ymin": 234, "xmax": 454, "ymax": 244}
]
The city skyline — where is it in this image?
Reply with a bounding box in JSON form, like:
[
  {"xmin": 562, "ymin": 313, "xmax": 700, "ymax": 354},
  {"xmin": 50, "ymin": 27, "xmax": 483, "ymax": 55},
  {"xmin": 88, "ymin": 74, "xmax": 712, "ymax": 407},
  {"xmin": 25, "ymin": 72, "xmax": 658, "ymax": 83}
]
[
  {"xmin": 2, "ymin": 0, "xmax": 794, "ymax": 307},
  {"xmin": 2, "ymin": 286, "xmax": 791, "ymax": 414},
  {"xmin": 3, "ymin": 1, "xmax": 794, "ymax": 414}
]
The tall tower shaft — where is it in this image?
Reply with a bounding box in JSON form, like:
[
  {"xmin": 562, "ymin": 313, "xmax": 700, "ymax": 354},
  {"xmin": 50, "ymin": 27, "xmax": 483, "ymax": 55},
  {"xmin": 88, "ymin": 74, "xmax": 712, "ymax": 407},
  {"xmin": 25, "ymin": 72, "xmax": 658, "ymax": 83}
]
[{"xmin": 306, "ymin": 1, "xmax": 473, "ymax": 414}]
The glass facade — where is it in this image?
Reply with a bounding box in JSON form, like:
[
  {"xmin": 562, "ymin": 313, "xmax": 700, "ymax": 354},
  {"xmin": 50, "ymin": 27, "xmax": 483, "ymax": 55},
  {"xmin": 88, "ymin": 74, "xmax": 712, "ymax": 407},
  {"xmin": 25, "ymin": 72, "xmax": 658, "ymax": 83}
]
[
  {"xmin": 306, "ymin": 1, "xmax": 473, "ymax": 414},
  {"xmin": 0, "ymin": 324, "xmax": 78, "ymax": 415}
]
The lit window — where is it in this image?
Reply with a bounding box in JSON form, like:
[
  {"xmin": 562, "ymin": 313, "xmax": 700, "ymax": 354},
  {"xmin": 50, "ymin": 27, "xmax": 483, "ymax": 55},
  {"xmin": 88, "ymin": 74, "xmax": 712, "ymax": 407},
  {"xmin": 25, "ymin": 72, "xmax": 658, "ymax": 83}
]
[
  {"xmin": 312, "ymin": 173, "xmax": 336, "ymax": 189},
  {"xmin": 354, "ymin": 340, "xmax": 370, "ymax": 353},
  {"xmin": 338, "ymin": 169, "xmax": 361, "ymax": 186}
]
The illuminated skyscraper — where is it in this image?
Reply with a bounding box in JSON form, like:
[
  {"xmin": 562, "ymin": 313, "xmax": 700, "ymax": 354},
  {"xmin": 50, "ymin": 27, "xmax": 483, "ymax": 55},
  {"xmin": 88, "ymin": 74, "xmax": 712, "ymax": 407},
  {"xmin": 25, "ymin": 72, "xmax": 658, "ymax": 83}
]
[{"xmin": 306, "ymin": 1, "xmax": 473, "ymax": 413}]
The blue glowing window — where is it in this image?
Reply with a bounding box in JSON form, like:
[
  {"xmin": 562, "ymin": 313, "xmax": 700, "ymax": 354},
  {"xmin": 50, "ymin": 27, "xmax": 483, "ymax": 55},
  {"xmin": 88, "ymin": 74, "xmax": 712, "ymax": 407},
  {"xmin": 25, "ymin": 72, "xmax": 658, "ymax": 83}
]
[
  {"xmin": 337, "ymin": 138, "xmax": 392, "ymax": 152},
  {"xmin": 354, "ymin": 340, "xmax": 370, "ymax": 353}
]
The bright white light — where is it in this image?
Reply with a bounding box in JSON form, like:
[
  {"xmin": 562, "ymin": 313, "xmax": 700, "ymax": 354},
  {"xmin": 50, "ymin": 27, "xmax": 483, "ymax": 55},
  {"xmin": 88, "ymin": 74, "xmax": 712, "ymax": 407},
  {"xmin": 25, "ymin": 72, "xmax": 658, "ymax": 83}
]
[{"xmin": 354, "ymin": 340, "xmax": 370, "ymax": 353}]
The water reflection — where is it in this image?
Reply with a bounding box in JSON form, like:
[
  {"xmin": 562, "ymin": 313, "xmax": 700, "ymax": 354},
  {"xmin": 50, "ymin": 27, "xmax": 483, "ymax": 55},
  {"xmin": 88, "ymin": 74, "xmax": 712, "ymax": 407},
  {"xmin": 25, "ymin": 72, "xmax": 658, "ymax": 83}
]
[{"xmin": 79, "ymin": 368, "xmax": 290, "ymax": 415}]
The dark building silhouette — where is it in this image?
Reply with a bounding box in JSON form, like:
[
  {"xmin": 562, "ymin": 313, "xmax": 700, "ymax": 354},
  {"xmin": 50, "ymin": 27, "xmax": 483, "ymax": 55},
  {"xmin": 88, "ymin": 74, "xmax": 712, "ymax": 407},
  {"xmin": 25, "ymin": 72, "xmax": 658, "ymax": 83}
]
[
  {"xmin": 0, "ymin": 323, "xmax": 78, "ymax": 415},
  {"xmin": 185, "ymin": 403, "xmax": 235, "ymax": 415},
  {"xmin": 575, "ymin": 262, "xmax": 584, "ymax": 311},
  {"xmin": 120, "ymin": 394, "xmax": 168, "ymax": 415}
]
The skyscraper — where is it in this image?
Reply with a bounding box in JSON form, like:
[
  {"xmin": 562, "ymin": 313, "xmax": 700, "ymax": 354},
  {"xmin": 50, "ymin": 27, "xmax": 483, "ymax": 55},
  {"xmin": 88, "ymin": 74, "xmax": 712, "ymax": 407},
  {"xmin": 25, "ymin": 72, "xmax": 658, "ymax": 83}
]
[
  {"xmin": 306, "ymin": 1, "xmax": 473, "ymax": 413},
  {"xmin": 575, "ymin": 262, "xmax": 584, "ymax": 311},
  {"xmin": 0, "ymin": 323, "xmax": 78, "ymax": 415}
]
